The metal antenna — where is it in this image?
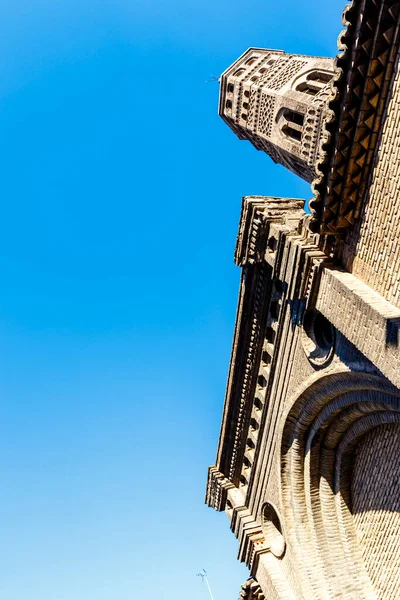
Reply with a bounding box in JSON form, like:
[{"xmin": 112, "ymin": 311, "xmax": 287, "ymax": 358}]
[
  {"xmin": 197, "ymin": 569, "xmax": 215, "ymax": 600},
  {"xmin": 205, "ymin": 76, "xmax": 220, "ymax": 83}
]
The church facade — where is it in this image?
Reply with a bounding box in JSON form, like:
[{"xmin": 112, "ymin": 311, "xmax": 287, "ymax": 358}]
[{"xmin": 205, "ymin": 1, "xmax": 400, "ymax": 599}]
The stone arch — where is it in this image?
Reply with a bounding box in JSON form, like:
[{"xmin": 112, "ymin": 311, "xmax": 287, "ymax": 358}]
[{"xmin": 278, "ymin": 371, "xmax": 400, "ymax": 600}]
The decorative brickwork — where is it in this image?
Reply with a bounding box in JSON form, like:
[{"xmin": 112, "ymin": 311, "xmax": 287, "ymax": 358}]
[
  {"xmin": 310, "ymin": 0, "xmax": 400, "ymax": 234},
  {"xmin": 206, "ymin": 2, "xmax": 400, "ymax": 599},
  {"xmin": 352, "ymin": 425, "xmax": 400, "ymax": 600},
  {"xmin": 257, "ymin": 94, "xmax": 276, "ymax": 137},
  {"xmin": 219, "ymin": 50, "xmax": 335, "ymax": 182},
  {"xmin": 266, "ymin": 59, "xmax": 306, "ymax": 91}
]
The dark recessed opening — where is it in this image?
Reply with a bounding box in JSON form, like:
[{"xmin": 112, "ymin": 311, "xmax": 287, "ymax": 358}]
[
  {"xmin": 266, "ymin": 327, "xmax": 275, "ymax": 344},
  {"xmin": 284, "ymin": 110, "xmax": 304, "ymax": 126},
  {"xmin": 250, "ymin": 418, "xmax": 259, "ymax": 431},
  {"xmin": 309, "ymin": 70, "xmax": 333, "ymax": 84},
  {"xmin": 247, "ymin": 438, "xmax": 255, "ymax": 450},
  {"xmin": 254, "ymin": 397, "xmax": 263, "ymax": 411},
  {"xmin": 227, "ymin": 83, "xmax": 234, "ymax": 93},
  {"xmin": 270, "ymin": 301, "xmax": 279, "ymax": 320},
  {"xmin": 267, "ymin": 236, "xmax": 277, "ymax": 252},
  {"xmin": 301, "ymin": 309, "xmax": 335, "ymax": 367},
  {"xmin": 297, "ymin": 82, "xmax": 319, "ymax": 96},
  {"xmin": 258, "ymin": 374, "xmax": 267, "ymax": 388},
  {"xmin": 283, "ymin": 125, "xmax": 302, "ymax": 141},
  {"xmin": 226, "ymin": 99, "xmax": 232, "ymax": 109},
  {"xmin": 262, "ymin": 350, "xmax": 272, "ymax": 364},
  {"xmin": 243, "ymin": 456, "xmax": 252, "ymax": 468},
  {"xmin": 314, "ymin": 313, "xmax": 333, "ymax": 349}
]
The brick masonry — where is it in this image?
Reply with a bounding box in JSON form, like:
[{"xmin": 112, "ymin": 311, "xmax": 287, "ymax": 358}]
[{"xmin": 205, "ymin": 1, "xmax": 400, "ymax": 599}]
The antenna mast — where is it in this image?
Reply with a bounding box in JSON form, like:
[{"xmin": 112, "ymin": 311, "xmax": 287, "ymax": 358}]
[{"xmin": 197, "ymin": 569, "xmax": 215, "ymax": 600}]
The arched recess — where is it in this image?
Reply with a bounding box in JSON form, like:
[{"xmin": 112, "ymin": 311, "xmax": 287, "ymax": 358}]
[{"xmin": 278, "ymin": 371, "xmax": 400, "ymax": 600}]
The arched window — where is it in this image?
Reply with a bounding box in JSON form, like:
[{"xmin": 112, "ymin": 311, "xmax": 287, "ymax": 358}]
[
  {"xmin": 225, "ymin": 99, "xmax": 232, "ymax": 109},
  {"xmin": 309, "ymin": 71, "xmax": 333, "ymax": 84},
  {"xmin": 245, "ymin": 57, "xmax": 257, "ymax": 66},
  {"xmin": 233, "ymin": 68, "xmax": 245, "ymax": 78},
  {"xmin": 227, "ymin": 83, "xmax": 234, "ymax": 93},
  {"xmin": 296, "ymin": 70, "xmax": 333, "ymax": 95},
  {"xmin": 281, "ymin": 109, "xmax": 304, "ymax": 142}
]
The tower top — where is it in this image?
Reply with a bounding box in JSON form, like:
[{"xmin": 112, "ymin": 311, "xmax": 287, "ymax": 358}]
[{"xmin": 219, "ymin": 48, "xmax": 335, "ymax": 182}]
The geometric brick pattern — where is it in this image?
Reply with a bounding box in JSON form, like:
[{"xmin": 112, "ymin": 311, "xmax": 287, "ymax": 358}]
[
  {"xmin": 340, "ymin": 58, "xmax": 400, "ymax": 307},
  {"xmin": 207, "ymin": 2, "xmax": 400, "ymax": 599},
  {"xmin": 352, "ymin": 425, "xmax": 400, "ymax": 600},
  {"xmin": 257, "ymin": 95, "xmax": 276, "ymax": 137},
  {"xmin": 310, "ymin": 0, "xmax": 400, "ymax": 233},
  {"xmin": 267, "ymin": 59, "xmax": 306, "ymax": 91}
]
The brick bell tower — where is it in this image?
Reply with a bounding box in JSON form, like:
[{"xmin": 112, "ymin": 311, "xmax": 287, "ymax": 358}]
[{"xmin": 219, "ymin": 48, "xmax": 335, "ymax": 182}]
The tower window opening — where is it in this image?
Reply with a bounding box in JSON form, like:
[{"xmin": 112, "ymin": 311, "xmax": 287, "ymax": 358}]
[
  {"xmin": 297, "ymin": 71, "xmax": 333, "ymax": 96},
  {"xmin": 281, "ymin": 109, "xmax": 304, "ymax": 142},
  {"xmin": 244, "ymin": 90, "xmax": 250, "ymax": 98},
  {"xmin": 283, "ymin": 125, "xmax": 302, "ymax": 141},
  {"xmin": 227, "ymin": 83, "xmax": 234, "ymax": 93},
  {"xmin": 284, "ymin": 110, "xmax": 304, "ymax": 126},
  {"xmin": 233, "ymin": 68, "xmax": 245, "ymax": 78},
  {"xmin": 259, "ymin": 67, "xmax": 267, "ymax": 74},
  {"xmin": 226, "ymin": 99, "xmax": 232, "ymax": 109},
  {"xmin": 245, "ymin": 57, "xmax": 257, "ymax": 66},
  {"xmin": 309, "ymin": 71, "xmax": 333, "ymax": 84},
  {"xmin": 297, "ymin": 82, "xmax": 320, "ymax": 96},
  {"xmin": 243, "ymin": 102, "xmax": 249, "ymax": 110},
  {"xmin": 251, "ymin": 75, "xmax": 259, "ymax": 82},
  {"xmin": 241, "ymin": 113, "xmax": 248, "ymax": 121}
]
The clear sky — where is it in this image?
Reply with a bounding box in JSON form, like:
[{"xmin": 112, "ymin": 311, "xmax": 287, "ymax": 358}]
[{"xmin": 0, "ymin": 1, "xmax": 345, "ymax": 599}]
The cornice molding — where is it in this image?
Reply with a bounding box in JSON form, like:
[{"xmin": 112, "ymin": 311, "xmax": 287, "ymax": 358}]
[
  {"xmin": 238, "ymin": 578, "xmax": 266, "ymax": 600},
  {"xmin": 310, "ymin": 0, "xmax": 400, "ymax": 233},
  {"xmin": 205, "ymin": 466, "xmax": 234, "ymax": 511},
  {"xmin": 235, "ymin": 197, "xmax": 305, "ymax": 267}
]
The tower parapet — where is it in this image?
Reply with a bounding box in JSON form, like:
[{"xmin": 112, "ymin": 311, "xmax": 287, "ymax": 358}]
[{"xmin": 219, "ymin": 48, "xmax": 335, "ymax": 182}]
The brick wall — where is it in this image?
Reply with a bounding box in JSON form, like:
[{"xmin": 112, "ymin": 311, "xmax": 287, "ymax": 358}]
[{"xmin": 340, "ymin": 58, "xmax": 400, "ymax": 307}]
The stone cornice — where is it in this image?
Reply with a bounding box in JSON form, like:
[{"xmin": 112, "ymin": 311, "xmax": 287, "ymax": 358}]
[
  {"xmin": 238, "ymin": 579, "xmax": 266, "ymax": 600},
  {"xmin": 235, "ymin": 197, "xmax": 305, "ymax": 267},
  {"xmin": 205, "ymin": 466, "xmax": 234, "ymax": 511},
  {"xmin": 213, "ymin": 198, "xmax": 306, "ymax": 487}
]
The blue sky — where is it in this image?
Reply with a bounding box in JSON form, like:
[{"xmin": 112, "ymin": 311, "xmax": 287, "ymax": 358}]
[{"xmin": 0, "ymin": 1, "xmax": 345, "ymax": 598}]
